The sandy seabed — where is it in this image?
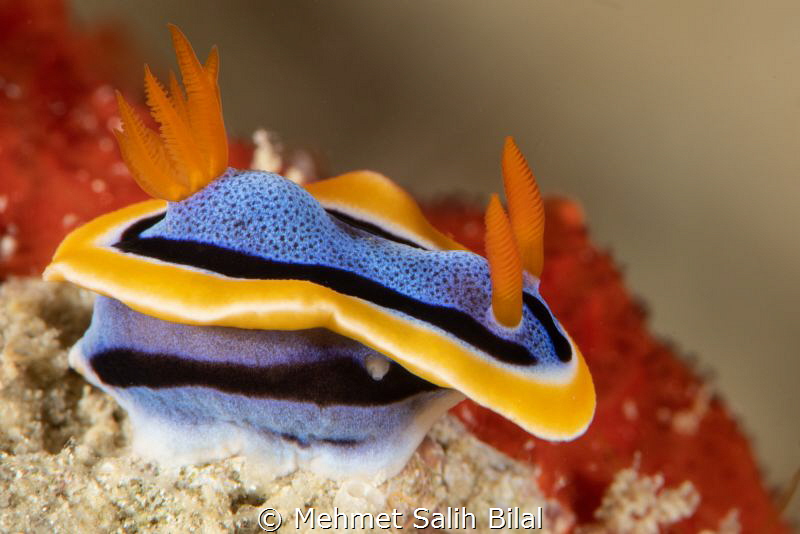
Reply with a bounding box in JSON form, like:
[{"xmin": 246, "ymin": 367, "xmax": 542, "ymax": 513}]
[{"xmin": 0, "ymin": 279, "xmax": 707, "ymax": 533}]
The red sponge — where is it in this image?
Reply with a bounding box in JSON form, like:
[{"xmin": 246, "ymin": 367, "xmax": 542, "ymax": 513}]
[{"xmin": 425, "ymin": 196, "xmax": 789, "ymax": 532}]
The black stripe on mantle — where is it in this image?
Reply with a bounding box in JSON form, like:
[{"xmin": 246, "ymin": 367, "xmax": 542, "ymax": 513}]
[
  {"xmin": 112, "ymin": 216, "xmax": 572, "ymax": 365},
  {"xmin": 90, "ymin": 348, "xmax": 441, "ymax": 406},
  {"xmin": 326, "ymin": 209, "xmax": 426, "ymax": 250}
]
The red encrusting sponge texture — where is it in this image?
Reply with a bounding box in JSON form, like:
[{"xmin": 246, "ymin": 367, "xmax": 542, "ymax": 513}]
[
  {"xmin": 424, "ymin": 196, "xmax": 790, "ymax": 532},
  {"xmin": 0, "ymin": 1, "xmax": 790, "ymax": 531},
  {"xmin": 0, "ymin": 0, "xmax": 250, "ymax": 278}
]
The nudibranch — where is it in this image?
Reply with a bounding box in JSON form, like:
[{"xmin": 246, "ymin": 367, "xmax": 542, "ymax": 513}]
[{"xmin": 44, "ymin": 26, "xmax": 595, "ymax": 480}]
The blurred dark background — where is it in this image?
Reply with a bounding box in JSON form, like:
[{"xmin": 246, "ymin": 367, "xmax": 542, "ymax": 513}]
[{"xmin": 71, "ymin": 0, "xmax": 800, "ymax": 520}]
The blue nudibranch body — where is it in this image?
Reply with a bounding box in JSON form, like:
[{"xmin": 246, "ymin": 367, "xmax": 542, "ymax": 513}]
[{"xmin": 44, "ymin": 26, "xmax": 595, "ymax": 480}]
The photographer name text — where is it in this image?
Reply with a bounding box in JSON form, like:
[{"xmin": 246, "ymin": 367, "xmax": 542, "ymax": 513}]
[{"xmin": 292, "ymin": 506, "xmax": 543, "ymax": 530}]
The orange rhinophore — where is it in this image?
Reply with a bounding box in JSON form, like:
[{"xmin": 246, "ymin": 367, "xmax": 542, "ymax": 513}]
[
  {"xmin": 502, "ymin": 136, "xmax": 545, "ymax": 277},
  {"xmin": 484, "ymin": 193, "xmax": 523, "ymax": 328},
  {"xmin": 114, "ymin": 24, "xmax": 227, "ymax": 201}
]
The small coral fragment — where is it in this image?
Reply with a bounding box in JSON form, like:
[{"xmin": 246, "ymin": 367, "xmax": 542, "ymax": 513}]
[{"xmin": 591, "ymin": 465, "xmax": 699, "ymax": 533}]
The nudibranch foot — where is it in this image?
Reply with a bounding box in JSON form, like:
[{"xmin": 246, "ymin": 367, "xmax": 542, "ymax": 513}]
[{"xmin": 70, "ymin": 296, "xmax": 463, "ymax": 480}]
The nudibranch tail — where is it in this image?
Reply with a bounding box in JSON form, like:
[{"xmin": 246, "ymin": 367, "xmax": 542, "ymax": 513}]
[
  {"xmin": 502, "ymin": 136, "xmax": 545, "ymax": 277},
  {"xmin": 114, "ymin": 24, "xmax": 227, "ymax": 201},
  {"xmin": 484, "ymin": 194, "xmax": 523, "ymax": 328}
]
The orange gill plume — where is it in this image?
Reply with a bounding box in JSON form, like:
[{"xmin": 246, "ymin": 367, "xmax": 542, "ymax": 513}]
[
  {"xmin": 484, "ymin": 193, "xmax": 524, "ymax": 328},
  {"xmin": 501, "ymin": 136, "xmax": 545, "ymax": 277},
  {"xmin": 113, "ymin": 24, "xmax": 228, "ymax": 202}
]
